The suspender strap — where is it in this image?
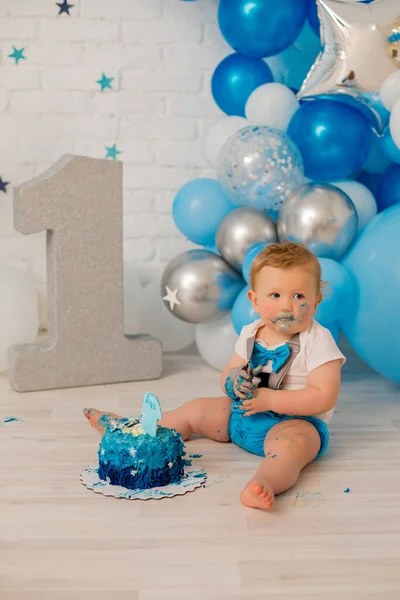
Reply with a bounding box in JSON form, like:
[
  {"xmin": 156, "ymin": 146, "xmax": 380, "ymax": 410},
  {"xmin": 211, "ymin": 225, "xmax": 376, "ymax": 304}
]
[{"xmin": 268, "ymin": 333, "xmax": 300, "ymax": 390}]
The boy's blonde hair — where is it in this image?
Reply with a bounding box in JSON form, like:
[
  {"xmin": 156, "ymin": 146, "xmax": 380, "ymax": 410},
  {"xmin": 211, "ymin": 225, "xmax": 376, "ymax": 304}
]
[{"xmin": 250, "ymin": 242, "xmax": 322, "ymax": 294}]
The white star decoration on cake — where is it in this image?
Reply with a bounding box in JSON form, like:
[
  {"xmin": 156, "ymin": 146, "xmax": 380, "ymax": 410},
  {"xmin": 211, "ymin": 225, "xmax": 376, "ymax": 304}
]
[
  {"xmin": 298, "ymin": 0, "xmax": 400, "ymax": 112},
  {"xmin": 163, "ymin": 286, "xmax": 181, "ymax": 311}
]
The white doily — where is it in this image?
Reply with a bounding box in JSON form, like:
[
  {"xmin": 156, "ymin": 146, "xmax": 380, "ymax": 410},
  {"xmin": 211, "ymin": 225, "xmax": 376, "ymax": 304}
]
[{"xmin": 81, "ymin": 463, "xmax": 207, "ymax": 500}]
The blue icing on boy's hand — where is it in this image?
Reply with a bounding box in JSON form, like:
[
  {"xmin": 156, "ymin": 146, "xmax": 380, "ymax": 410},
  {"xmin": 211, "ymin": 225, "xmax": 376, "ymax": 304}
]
[{"xmin": 224, "ymin": 376, "xmax": 237, "ymax": 400}]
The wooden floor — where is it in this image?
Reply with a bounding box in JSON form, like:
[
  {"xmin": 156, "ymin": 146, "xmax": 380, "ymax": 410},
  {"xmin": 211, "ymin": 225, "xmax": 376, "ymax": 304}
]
[{"xmin": 1, "ymin": 340, "xmax": 400, "ymax": 599}]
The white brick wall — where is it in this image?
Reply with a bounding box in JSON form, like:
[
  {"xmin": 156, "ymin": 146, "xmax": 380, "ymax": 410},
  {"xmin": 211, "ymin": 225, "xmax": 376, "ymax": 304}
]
[{"xmin": 0, "ymin": 0, "xmax": 231, "ymax": 326}]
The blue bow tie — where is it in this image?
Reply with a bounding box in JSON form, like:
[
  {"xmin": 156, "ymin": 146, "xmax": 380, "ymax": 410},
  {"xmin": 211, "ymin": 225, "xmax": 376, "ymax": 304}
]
[{"xmin": 250, "ymin": 342, "xmax": 290, "ymax": 373}]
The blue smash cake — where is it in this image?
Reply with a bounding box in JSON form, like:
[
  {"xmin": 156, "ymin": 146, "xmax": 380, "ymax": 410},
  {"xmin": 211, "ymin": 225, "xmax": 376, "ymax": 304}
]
[{"xmin": 97, "ymin": 418, "xmax": 186, "ymax": 491}]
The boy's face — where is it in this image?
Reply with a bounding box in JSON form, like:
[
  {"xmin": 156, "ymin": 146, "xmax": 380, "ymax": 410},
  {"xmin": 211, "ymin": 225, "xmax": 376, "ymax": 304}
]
[{"xmin": 248, "ymin": 265, "xmax": 322, "ymax": 336}]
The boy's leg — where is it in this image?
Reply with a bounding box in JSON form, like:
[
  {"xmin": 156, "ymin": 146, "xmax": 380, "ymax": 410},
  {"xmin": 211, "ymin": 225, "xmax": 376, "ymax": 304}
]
[
  {"xmin": 240, "ymin": 419, "xmax": 321, "ymax": 510},
  {"xmin": 160, "ymin": 396, "xmax": 232, "ymax": 442}
]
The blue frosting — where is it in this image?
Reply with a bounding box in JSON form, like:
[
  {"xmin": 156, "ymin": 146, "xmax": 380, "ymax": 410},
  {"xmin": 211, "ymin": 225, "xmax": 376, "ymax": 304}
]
[{"xmin": 98, "ymin": 424, "xmax": 187, "ymax": 490}]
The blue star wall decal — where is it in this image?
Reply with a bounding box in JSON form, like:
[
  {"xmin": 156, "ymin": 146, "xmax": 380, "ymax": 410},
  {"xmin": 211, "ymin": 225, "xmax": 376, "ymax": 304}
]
[
  {"xmin": 0, "ymin": 177, "xmax": 9, "ymax": 193},
  {"xmin": 105, "ymin": 144, "xmax": 121, "ymax": 160},
  {"xmin": 97, "ymin": 73, "xmax": 114, "ymax": 91},
  {"xmin": 56, "ymin": 1, "xmax": 74, "ymax": 15},
  {"xmin": 8, "ymin": 46, "xmax": 26, "ymax": 65}
]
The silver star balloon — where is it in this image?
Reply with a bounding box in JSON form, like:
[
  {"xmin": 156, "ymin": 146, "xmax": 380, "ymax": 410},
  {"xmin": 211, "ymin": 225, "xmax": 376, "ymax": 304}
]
[{"xmin": 298, "ymin": 0, "xmax": 400, "ymax": 130}]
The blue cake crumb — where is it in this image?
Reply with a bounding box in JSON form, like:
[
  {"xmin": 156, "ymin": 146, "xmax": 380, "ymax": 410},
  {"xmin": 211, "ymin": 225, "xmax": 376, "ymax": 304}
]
[{"xmin": 98, "ymin": 425, "xmax": 186, "ymax": 491}]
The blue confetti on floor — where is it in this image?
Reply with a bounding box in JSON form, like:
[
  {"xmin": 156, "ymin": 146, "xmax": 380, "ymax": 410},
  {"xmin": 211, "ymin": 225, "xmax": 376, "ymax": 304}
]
[
  {"xmin": 344, "ymin": 488, "xmax": 351, "ymax": 493},
  {"xmin": 1, "ymin": 416, "xmax": 23, "ymax": 426}
]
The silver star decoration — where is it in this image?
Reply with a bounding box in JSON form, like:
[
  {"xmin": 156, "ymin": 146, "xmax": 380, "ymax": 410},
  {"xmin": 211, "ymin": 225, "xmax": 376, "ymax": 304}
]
[
  {"xmin": 298, "ymin": 0, "xmax": 400, "ymax": 129},
  {"xmin": 163, "ymin": 285, "xmax": 181, "ymax": 311}
]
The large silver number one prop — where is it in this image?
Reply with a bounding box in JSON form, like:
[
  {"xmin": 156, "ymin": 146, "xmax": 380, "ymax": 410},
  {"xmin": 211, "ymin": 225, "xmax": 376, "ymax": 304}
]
[{"xmin": 8, "ymin": 155, "xmax": 162, "ymax": 392}]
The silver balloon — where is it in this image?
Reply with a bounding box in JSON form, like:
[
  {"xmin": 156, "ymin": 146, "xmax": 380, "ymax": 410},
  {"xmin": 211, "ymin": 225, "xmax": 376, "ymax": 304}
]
[
  {"xmin": 278, "ymin": 183, "xmax": 358, "ymax": 260},
  {"xmin": 298, "ymin": 0, "xmax": 400, "ymax": 131},
  {"xmin": 217, "ymin": 125, "xmax": 305, "ymax": 212},
  {"xmin": 216, "ymin": 207, "xmax": 278, "ymax": 272},
  {"xmin": 161, "ymin": 249, "xmax": 244, "ymax": 324}
]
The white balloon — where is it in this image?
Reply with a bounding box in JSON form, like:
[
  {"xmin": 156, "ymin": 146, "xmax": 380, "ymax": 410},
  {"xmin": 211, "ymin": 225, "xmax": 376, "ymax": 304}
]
[
  {"xmin": 380, "ymin": 71, "xmax": 400, "ymax": 112},
  {"xmin": 123, "ymin": 264, "xmax": 143, "ymax": 335},
  {"xmin": 203, "ymin": 117, "xmax": 247, "ymax": 167},
  {"xmin": 245, "ymin": 83, "xmax": 299, "ymax": 131},
  {"xmin": 195, "ymin": 313, "xmax": 238, "ymax": 372},
  {"xmin": 390, "ymin": 98, "xmax": 400, "ymax": 150},
  {"xmin": 330, "ymin": 180, "xmax": 377, "ymax": 232},
  {"xmin": 0, "ymin": 266, "xmax": 39, "ymax": 372},
  {"xmin": 140, "ymin": 280, "xmax": 194, "ymax": 353}
]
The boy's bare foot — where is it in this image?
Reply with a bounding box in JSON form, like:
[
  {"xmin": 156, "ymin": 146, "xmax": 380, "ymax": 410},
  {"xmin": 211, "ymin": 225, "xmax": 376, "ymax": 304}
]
[
  {"xmin": 240, "ymin": 479, "xmax": 275, "ymax": 510},
  {"xmin": 83, "ymin": 408, "xmax": 123, "ymax": 434}
]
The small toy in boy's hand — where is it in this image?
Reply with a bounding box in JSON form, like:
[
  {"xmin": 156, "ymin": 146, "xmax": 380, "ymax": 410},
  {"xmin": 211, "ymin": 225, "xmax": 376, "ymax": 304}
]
[{"xmin": 230, "ymin": 363, "xmax": 263, "ymax": 400}]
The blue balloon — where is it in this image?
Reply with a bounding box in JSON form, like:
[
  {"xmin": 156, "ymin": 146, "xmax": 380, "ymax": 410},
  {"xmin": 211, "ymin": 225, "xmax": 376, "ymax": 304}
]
[
  {"xmin": 231, "ymin": 286, "xmax": 259, "ymax": 334},
  {"xmin": 287, "ymin": 100, "xmax": 373, "ymax": 180},
  {"xmin": 356, "ymin": 170, "xmax": 382, "ymax": 197},
  {"xmin": 266, "ymin": 43, "xmax": 321, "ymax": 92},
  {"xmin": 376, "ymin": 165, "xmax": 400, "ymax": 212},
  {"xmin": 212, "ymin": 53, "xmax": 274, "ymax": 117},
  {"xmin": 315, "ymin": 320, "xmax": 340, "ymax": 344},
  {"xmin": 216, "ymin": 272, "xmax": 245, "ymax": 312},
  {"xmin": 314, "ymin": 94, "xmax": 382, "ymax": 132},
  {"xmin": 362, "ymin": 132, "xmax": 392, "ymax": 175},
  {"xmin": 307, "ymin": 0, "xmax": 320, "ymax": 36},
  {"xmin": 316, "ymin": 259, "xmax": 355, "ymax": 323},
  {"xmin": 242, "ymin": 243, "xmax": 269, "ymax": 285},
  {"xmin": 172, "ymin": 179, "xmax": 235, "ymax": 246},
  {"xmin": 218, "ymin": 0, "xmax": 308, "ymax": 59},
  {"xmin": 363, "ymin": 91, "xmax": 390, "ymax": 128},
  {"xmin": 294, "ymin": 20, "xmax": 321, "ymax": 53},
  {"xmin": 380, "ymin": 127, "xmax": 400, "ymax": 165},
  {"xmin": 326, "ymin": 322, "xmax": 339, "ymax": 344},
  {"xmin": 340, "ymin": 205, "xmax": 400, "ymax": 383}
]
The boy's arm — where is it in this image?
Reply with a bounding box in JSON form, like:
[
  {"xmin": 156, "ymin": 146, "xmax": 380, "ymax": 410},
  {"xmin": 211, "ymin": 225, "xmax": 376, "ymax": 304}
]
[
  {"xmin": 220, "ymin": 352, "xmax": 248, "ymax": 394},
  {"xmin": 242, "ymin": 359, "xmax": 342, "ymax": 417}
]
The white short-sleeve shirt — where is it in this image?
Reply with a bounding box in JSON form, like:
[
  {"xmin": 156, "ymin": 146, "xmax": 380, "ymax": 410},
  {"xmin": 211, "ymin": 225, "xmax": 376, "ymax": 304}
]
[{"xmin": 234, "ymin": 318, "xmax": 346, "ymax": 423}]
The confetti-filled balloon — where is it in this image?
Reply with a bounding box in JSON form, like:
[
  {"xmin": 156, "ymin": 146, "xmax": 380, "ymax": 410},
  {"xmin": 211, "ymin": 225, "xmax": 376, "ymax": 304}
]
[{"xmin": 217, "ymin": 126, "xmax": 304, "ymax": 212}]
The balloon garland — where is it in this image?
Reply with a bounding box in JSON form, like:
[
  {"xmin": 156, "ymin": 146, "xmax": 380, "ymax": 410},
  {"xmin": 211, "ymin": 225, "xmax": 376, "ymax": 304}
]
[{"xmin": 162, "ymin": 0, "xmax": 400, "ymax": 384}]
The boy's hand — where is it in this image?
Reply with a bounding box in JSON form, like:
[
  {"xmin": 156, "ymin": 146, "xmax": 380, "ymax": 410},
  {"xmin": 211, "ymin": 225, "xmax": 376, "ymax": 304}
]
[
  {"xmin": 242, "ymin": 388, "xmax": 273, "ymax": 416},
  {"xmin": 233, "ymin": 364, "xmax": 263, "ymax": 399}
]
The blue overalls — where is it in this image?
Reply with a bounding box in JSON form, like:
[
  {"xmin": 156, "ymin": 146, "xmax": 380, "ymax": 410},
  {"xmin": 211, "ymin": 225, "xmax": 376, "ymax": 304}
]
[{"xmin": 228, "ymin": 333, "xmax": 329, "ymax": 458}]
